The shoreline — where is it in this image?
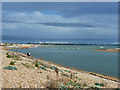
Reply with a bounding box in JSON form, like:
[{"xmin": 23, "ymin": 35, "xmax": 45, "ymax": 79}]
[
  {"xmin": 2, "ymin": 45, "xmax": 119, "ymax": 81},
  {"xmin": 2, "ymin": 44, "xmax": 55, "ymax": 50},
  {"xmin": 1, "ymin": 45, "xmax": 119, "ymax": 88},
  {"xmin": 2, "ymin": 44, "xmax": 41, "ymax": 50},
  {"xmin": 2, "ymin": 43, "xmax": 120, "ymax": 52},
  {"xmin": 9, "ymin": 50, "xmax": 119, "ymax": 82},
  {"xmin": 93, "ymin": 49, "xmax": 120, "ymax": 52}
]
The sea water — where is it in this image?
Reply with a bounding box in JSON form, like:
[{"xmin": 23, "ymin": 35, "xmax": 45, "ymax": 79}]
[
  {"xmin": 9, "ymin": 45, "xmax": 118, "ymax": 78},
  {"xmin": 2, "ymin": 39, "xmax": 118, "ymax": 45}
]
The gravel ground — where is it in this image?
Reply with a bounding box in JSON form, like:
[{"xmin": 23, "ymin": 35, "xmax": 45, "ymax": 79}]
[{"xmin": 1, "ymin": 48, "xmax": 119, "ymax": 88}]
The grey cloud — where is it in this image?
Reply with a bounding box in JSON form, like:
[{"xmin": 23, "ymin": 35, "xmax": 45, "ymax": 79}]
[
  {"xmin": 3, "ymin": 2, "xmax": 118, "ymax": 18},
  {"xmin": 2, "ymin": 2, "xmax": 118, "ymax": 40},
  {"xmin": 3, "ymin": 20, "xmax": 21, "ymax": 23},
  {"xmin": 3, "ymin": 20, "xmax": 94, "ymax": 28},
  {"xmin": 37, "ymin": 23, "xmax": 94, "ymax": 27}
]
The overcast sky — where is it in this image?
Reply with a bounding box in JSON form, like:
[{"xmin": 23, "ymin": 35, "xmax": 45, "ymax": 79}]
[{"xmin": 2, "ymin": 2, "xmax": 118, "ymax": 40}]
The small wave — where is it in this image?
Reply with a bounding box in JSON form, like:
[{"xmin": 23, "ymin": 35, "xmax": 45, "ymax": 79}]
[
  {"xmin": 29, "ymin": 41, "xmax": 119, "ymax": 46},
  {"xmin": 111, "ymin": 42, "xmax": 119, "ymax": 44}
]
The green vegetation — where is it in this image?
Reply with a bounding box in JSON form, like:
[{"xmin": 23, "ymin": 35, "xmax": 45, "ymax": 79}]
[
  {"xmin": 14, "ymin": 56, "xmax": 21, "ymax": 60},
  {"xmin": 76, "ymin": 76, "xmax": 78, "ymax": 78},
  {"xmin": 60, "ymin": 83, "xmax": 68, "ymax": 88},
  {"xmin": 6, "ymin": 53, "xmax": 9, "ymax": 55},
  {"xmin": 95, "ymin": 83, "xmax": 104, "ymax": 87},
  {"xmin": 58, "ymin": 69, "xmax": 63, "ymax": 72},
  {"xmin": 35, "ymin": 63, "xmax": 39, "ymax": 67},
  {"xmin": 40, "ymin": 66, "xmax": 47, "ymax": 71},
  {"xmin": 4, "ymin": 66, "xmax": 17, "ymax": 70},
  {"xmin": 50, "ymin": 66, "xmax": 57, "ymax": 70},
  {"xmin": 115, "ymin": 88, "xmax": 120, "ymax": 90},
  {"xmin": 74, "ymin": 72, "xmax": 77, "ymax": 74},
  {"xmin": 62, "ymin": 73, "xmax": 70, "ymax": 77},
  {"xmin": 10, "ymin": 43, "xmax": 13, "ymax": 45},
  {"xmin": 42, "ymin": 62, "xmax": 47, "ymax": 67},
  {"xmin": 69, "ymin": 81, "xmax": 78, "ymax": 86},
  {"xmin": 21, "ymin": 63, "xmax": 34, "ymax": 69},
  {"xmin": 75, "ymin": 84, "xmax": 81, "ymax": 88},
  {"xmin": 7, "ymin": 55, "xmax": 12, "ymax": 58},
  {"xmin": 10, "ymin": 61, "xmax": 15, "ymax": 65},
  {"xmin": 89, "ymin": 86, "xmax": 99, "ymax": 89},
  {"xmin": 83, "ymin": 82, "xmax": 87, "ymax": 87},
  {"xmin": 6, "ymin": 53, "xmax": 22, "ymax": 61},
  {"xmin": 59, "ymin": 81, "xmax": 81, "ymax": 88},
  {"xmin": 64, "ymin": 70, "xmax": 70, "ymax": 73},
  {"xmin": 37, "ymin": 71, "xmax": 42, "ymax": 73}
]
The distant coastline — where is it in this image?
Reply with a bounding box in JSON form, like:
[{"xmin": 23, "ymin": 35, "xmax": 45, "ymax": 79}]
[
  {"xmin": 1, "ymin": 43, "xmax": 120, "ymax": 53},
  {"xmin": 1, "ymin": 42, "xmax": 119, "ymax": 46},
  {"xmin": 93, "ymin": 48, "xmax": 120, "ymax": 52},
  {"xmin": 2, "ymin": 39, "xmax": 119, "ymax": 46}
]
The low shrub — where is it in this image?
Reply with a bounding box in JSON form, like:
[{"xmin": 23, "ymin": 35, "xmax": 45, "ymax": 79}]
[
  {"xmin": 35, "ymin": 63, "xmax": 39, "ymax": 67},
  {"xmin": 10, "ymin": 61, "xmax": 15, "ymax": 65},
  {"xmin": 37, "ymin": 71, "xmax": 42, "ymax": 73},
  {"xmin": 95, "ymin": 83, "xmax": 104, "ymax": 87},
  {"xmin": 50, "ymin": 66, "xmax": 57, "ymax": 70},
  {"xmin": 62, "ymin": 73, "xmax": 70, "ymax": 77},
  {"xmin": 6, "ymin": 53, "xmax": 9, "ymax": 55},
  {"xmin": 4, "ymin": 66, "xmax": 17, "ymax": 70},
  {"xmin": 64, "ymin": 70, "xmax": 70, "ymax": 73},
  {"xmin": 7, "ymin": 55, "xmax": 12, "ymax": 58},
  {"xmin": 14, "ymin": 57, "xmax": 20, "ymax": 60},
  {"xmin": 21, "ymin": 63, "xmax": 33, "ymax": 69},
  {"xmin": 40, "ymin": 66, "xmax": 47, "ymax": 71},
  {"xmin": 83, "ymin": 82, "xmax": 87, "ymax": 87}
]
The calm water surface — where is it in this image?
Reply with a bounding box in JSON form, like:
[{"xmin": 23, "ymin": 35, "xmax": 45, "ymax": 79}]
[{"xmin": 9, "ymin": 45, "xmax": 118, "ymax": 78}]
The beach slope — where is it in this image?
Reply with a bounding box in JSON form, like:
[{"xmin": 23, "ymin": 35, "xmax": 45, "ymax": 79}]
[{"xmin": 1, "ymin": 46, "xmax": 119, "ymax": 88}]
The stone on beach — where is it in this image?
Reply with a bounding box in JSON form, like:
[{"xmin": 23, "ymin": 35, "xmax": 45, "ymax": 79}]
[{"xmin": 1, "ymin": 48, "xmax": 119, "ymax": 88}]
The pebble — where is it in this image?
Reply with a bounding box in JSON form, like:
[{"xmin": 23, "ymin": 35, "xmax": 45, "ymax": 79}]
[{"xmin": 1, "ymin": 50, "xmax": 119, "ymax": 88}]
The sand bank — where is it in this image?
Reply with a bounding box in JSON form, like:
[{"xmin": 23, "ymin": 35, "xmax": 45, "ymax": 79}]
[
  {"xmin": 2, "ymin": 44, "xmax": 41, "ymax": 50},
  {"xmin": 93, "ymin": 48, "xmax": 120, "ymax": 52},
  {"xmin": 1, "ymin": 46, "xmax": 119, "ymax": 88}
]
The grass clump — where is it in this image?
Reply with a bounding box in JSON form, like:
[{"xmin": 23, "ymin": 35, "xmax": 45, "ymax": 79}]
[
  {"xmin": 10, "ymin": 61, "xmax": 15, "ymax": 65},
  {"xmin": 21, "ymin": 63, "xmax": 34, "ymax": 69},
  {"xmin": 37, "ymin": 71, "xmax": 42, "ymax": 73},
  {"xmin": 7, "ymin": 55, "xmax": 12, "ymax": 58},
  {"xmin": 95, "ymin": 83, "xmax": 104, "ymax": 87},
  {"xmin": 6, "ymin": 53, "xmax": 9, "ymax": 55},
  {"xmin": 4, "ymin": 66, "xmax": 17, "ymax": 70},
  {"xmin": 83, "ymin": 82, "xmax": 87, "ymax": 87},
  {"xmin": 14, "ymin": 56, "xmax": 20, "ymax": 60},
  {"xmin": 40, "ymin": 66, "xmax": 47, "ymax": 71},
  {"xmin": 64, "ymin": 70, "xmax": 70, "ymax": 73},
  {"xmin": 62, "ymin": 73, "xmax": 70, "ymax": 77},
  {"xmin": 50, "ymin": 66, "xmax": 57, "ymax": 70},
  {"xmin": 69, "ymin": 81, "xmax": 77, "ymax": 86},
  {"xmin": 35, "ymin": 63, "xmax": 39, "ymax": 67},
  {"xmin": 58, "ymin": 69, "xmax": 63, "ymax": 72},
  {"xmin": 35, "ymin": 60, "xmax": 40, "ymax": 68},
  {"xmin": 89, "ymin": 86, "xmax": 99, "ymax": 89}
]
